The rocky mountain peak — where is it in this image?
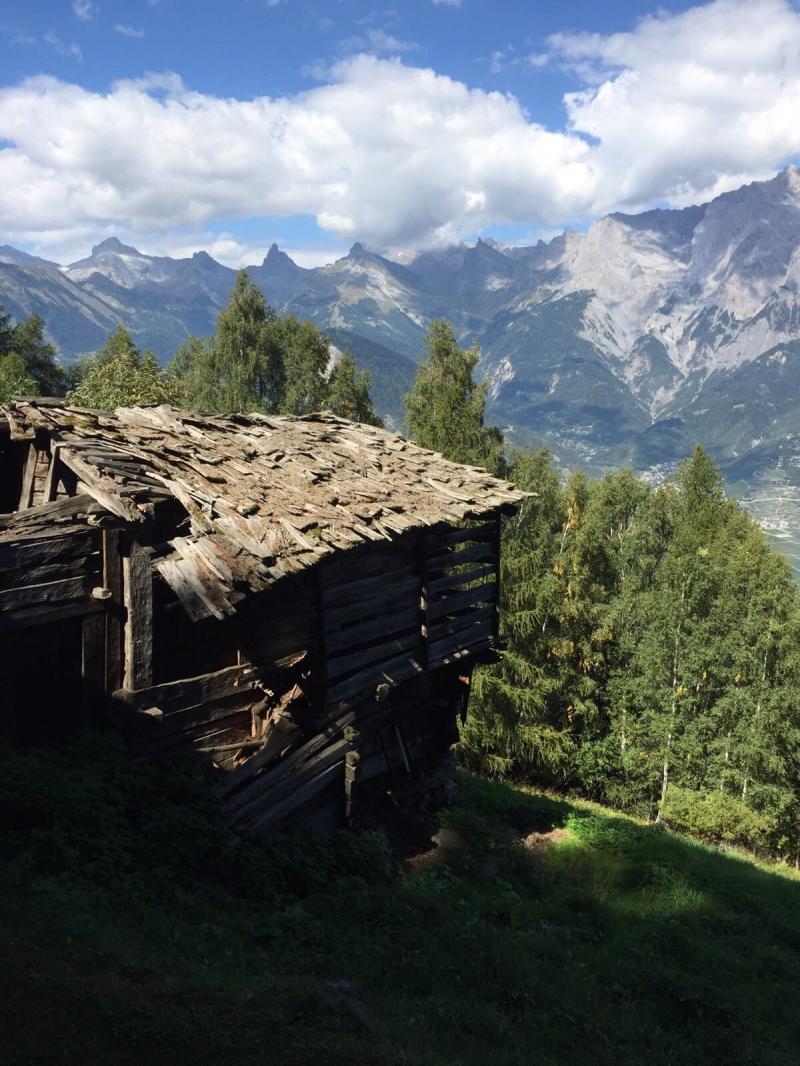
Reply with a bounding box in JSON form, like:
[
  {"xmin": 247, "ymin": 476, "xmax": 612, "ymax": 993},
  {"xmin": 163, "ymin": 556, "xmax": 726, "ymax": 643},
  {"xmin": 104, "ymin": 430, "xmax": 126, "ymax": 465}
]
[
  {"xmin": 263, "ymin": 243, "xmax": 297, "ymax": 271},
  {"xmin": 91, "ymin": 237, "xmax": 141, "ymax": 257}
]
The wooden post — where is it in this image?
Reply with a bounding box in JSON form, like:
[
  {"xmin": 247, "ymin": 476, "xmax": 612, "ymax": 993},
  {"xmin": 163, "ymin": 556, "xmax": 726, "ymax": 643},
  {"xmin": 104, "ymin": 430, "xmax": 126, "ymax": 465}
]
[
  {"xmin": 103, "ymin": 529, "xmax": 124, "ymax": 694},
  {"xmin": 17, "ymin": 442, "xmax": 39, "ymax": 511},
  {"xmin": 81, "ymin": 612, "xmax": 106, "ymax": 727},
  {"xmin": 344, "ymin": 724, "xmax": 360, "ymax": 825},
  {"xmin": 312, "ymin": 568, "xmax": 328, "ymax": 712},
  {"xmin": 492, "ymin": 514, "xmax": 502, "ymax": 641},
  {"xmin": 418, "ymin": 532, "xmax": 430, "ymax": 670},
  {"xmin": 123, "ymin": 539, "xmax": 153, "ymax": 691},
  {"xmin": 41, "ymin": 446, "xmax": 61, "ymax": 503}
]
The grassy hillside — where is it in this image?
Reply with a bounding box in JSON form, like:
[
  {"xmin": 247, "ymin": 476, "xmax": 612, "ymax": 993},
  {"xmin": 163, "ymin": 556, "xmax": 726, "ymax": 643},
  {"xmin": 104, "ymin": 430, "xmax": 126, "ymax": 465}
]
[{"xmin": 2, "ymin": 736, "xmax": 799, "ymax": 1065}]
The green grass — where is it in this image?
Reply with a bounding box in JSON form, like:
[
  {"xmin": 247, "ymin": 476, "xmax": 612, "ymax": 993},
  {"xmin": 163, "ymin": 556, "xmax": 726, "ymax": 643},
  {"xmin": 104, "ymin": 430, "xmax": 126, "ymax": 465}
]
[{"xmin": 2, "ymin": 737, "xmax": 800, "ymax": 1065}]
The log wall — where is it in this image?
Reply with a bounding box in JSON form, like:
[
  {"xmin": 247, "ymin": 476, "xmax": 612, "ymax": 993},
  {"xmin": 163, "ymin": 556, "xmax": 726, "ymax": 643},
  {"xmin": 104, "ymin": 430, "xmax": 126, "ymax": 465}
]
[{"xmin": 110, "ymin": 521, "xmax": 499, "ymax": 828}]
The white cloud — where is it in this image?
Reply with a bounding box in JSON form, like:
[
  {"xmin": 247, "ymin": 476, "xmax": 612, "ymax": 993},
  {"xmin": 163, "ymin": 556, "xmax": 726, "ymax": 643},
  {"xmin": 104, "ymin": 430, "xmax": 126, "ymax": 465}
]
[
  {"xmin": 72, "ymin": 0, "xmax": 97, "ymax": 20},
  {"xmin": 114, "ymin": 24, "xmax": 145, "ymax": 39},
  {"xmin": 433, "ymin": 0, "xmax": 463, "ymax": 7},
  {"xmin": 43, "ymin": 31, "xmax": 82, "ymax": 61},
  {"xmin": 548, "ymin": 0, "xmax": 800, "ymax": 211},
  {"xmin": 3, "ymin": 1, "xmax": 800, "ymax": 256},
  {"xmin": 0, "ymin": 57, "xmax": 592, "ymax": 252}
]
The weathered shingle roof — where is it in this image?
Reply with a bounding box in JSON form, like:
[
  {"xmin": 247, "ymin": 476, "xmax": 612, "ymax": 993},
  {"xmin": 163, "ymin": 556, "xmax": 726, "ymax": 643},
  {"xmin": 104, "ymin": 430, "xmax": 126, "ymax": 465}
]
[{"xmin": 3, "ymin": 400, "xmax": 525, "ymax": 619}]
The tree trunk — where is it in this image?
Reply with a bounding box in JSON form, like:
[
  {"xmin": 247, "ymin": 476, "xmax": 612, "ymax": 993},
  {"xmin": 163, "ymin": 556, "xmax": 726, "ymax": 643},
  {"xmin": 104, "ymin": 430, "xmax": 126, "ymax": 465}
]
[
  {"xmin": 741, "ymin": 644, "xmax": 769, "ymax": 805},
  {"xmin": 656, "ymin": 585, "xmax": 685, "ymax": 823}
]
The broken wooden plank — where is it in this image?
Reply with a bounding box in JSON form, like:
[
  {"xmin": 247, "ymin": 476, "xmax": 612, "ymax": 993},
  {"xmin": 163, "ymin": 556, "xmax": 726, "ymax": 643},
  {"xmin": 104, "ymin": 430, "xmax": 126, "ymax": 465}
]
[
  {"xmin": 59, "ymin": 446, "xmax": 144, "ymax": 522},
  {"xmin": 17, "ymin": 442, "xmax": 40, "ymax": 511},
  {"xmin": 239, "ymin": 761, "xmax": 345, "ymax": 835},
  {"xmin": 123, "ymin": 540, "xmax": 153, "ymax": 690},
  {"xmin": 113, "ymin": 662, "xmax": 258, "ymax": 716},
  {"xmin": 223, "ymin": 709, "xmax": 355, "ymax": 808},
  {"xmin": 325, "ymin": 650, "xmax": 424, "ymax": 706}
]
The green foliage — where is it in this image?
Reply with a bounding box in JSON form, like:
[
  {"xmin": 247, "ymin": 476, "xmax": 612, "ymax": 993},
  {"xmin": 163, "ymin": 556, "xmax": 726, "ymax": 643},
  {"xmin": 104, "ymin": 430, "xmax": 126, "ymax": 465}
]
[
  {"xmin": 174, "ymin": 271, "xmax": 283, "ymax": 414},
  {"xmin": 0, "ymin": 353, "xmax": 37, "ymax": 404},
  {"xmin": 327, "ymin": 352, "xmax": 382, "ymax": 426},
  {"xmin": 404, "ymin": 320, "xmax": 505, "ymax": 475},
  {"xmin": 0, "ymin": 303, "xmax": 66, "ymax": 401},
  {"xmin": 660, "ymin": 786, "xmax": 775, "ymax": 848},
  {"xmin": 0, "ymin": 734, "xmax": 392, "ymax": 903},
  {"xmin": 67, "ymin": 325, "xmax": 181, "ymax": 410},
  {"xmin": 3, "ymin": 754, "xmax": 800, "ymax": 1066},
  {"xmin": 171, "ymin": 272, "xmax": 382, "ymax": 424},
  {"xmin": 466, "ymin": 444, "xmax": 800, "ymax": 860}
]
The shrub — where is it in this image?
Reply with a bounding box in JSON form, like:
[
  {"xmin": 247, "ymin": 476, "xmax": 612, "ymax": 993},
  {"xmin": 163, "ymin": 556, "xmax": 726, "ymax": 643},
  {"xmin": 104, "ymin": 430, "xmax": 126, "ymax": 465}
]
[{"xmin": 660, "ymin": 787, "xmax": 775, "ymax": 850}]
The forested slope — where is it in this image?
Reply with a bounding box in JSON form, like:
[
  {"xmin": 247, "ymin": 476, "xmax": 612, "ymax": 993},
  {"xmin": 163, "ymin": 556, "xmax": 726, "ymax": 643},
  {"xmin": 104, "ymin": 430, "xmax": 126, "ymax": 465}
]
[{"xmin": 465, "ymin": 445, "xmax": 800, "ymax": 860}]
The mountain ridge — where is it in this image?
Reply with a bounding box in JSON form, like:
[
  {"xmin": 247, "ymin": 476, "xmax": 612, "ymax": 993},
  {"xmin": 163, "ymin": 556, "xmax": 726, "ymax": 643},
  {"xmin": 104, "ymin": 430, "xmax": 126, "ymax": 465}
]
[{"xmin": 4, "ymin": 166, "xmax": 800, "ymax": 477}]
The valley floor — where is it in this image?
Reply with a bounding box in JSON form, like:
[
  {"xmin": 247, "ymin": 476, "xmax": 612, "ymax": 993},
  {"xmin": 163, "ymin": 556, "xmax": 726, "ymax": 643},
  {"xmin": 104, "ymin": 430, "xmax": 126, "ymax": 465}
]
[{"xmin": 2, "ymin": 741, "xmax": 799, "ymax": 1065}]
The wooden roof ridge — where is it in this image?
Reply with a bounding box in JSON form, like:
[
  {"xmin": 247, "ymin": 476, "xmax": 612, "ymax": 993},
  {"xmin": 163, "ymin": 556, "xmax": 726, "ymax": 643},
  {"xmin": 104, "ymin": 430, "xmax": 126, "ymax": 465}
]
[{"xmin": 2, "ymin": 399, "xmax": 528, "ymax": 620}]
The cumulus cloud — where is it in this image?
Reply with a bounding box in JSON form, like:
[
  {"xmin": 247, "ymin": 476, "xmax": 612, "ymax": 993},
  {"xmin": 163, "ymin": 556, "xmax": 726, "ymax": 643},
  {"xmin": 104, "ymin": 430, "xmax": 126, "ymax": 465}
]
[
  {"xmin": 2, "ymin": 0, "xmax": 800, "ymax": 257},
  {"xmin": 549, "ymin": 0, "xmax": 800, "ymax": 211},
  {"xmin": 0, "ymin": 57, "xmax": 592, "ymax": 253}
]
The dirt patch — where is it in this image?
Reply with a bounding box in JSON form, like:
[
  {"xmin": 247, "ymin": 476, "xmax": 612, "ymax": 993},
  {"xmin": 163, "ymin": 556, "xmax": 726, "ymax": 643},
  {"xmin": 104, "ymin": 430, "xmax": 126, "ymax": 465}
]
[
  {"xmin": 522, "ymin": 827, "xmax": 572, "ymax": 863},
  {"xmin": 402, "ymin": 827, "xmax": 465, "ymax": 876}
]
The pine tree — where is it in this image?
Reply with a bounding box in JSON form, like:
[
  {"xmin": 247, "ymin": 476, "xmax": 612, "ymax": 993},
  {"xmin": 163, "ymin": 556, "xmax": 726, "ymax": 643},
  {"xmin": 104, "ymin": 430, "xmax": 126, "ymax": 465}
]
[
  {"xmin": 463, "ymin": 448, "xmax": 572, "ymax": 776},
  {"xmin": 404, "ymin": 320, "xmax": 505, "ymax": 475}
]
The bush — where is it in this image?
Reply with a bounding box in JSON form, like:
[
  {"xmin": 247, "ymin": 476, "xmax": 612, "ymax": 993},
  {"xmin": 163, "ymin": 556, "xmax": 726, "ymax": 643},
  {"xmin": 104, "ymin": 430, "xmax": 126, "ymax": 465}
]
[{"xmin": 660, "ymin": 786, "xmax": 774, "ymax": 850}]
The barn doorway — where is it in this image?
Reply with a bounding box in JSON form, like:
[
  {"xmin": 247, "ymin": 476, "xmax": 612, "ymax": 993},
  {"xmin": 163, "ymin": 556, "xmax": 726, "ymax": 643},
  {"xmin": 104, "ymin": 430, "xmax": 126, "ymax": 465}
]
[{"xmin": 1, "ymin": 616, "xmax": 87, "ymax": 745}]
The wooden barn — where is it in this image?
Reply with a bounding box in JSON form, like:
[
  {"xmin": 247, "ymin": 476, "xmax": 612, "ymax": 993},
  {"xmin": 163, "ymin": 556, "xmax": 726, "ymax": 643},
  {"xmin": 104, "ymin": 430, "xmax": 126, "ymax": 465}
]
[{"xmin": 0, "ymin": 399, "xmax": 524, "ymax": 830}]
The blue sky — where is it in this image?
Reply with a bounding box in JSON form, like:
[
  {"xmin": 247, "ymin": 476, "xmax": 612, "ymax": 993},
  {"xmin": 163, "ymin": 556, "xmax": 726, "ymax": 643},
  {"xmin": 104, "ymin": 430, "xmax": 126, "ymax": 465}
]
[{"xmin": 0, "ymin": 0, "xmax": 798, "ymax": 265}]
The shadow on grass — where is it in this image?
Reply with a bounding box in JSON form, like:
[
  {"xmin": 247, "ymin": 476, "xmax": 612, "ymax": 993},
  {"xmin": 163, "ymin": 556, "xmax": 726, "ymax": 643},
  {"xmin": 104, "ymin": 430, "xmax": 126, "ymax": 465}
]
[{"xmin": 2, "ymin": 740, "xmax": 800, "ymax": 1066}]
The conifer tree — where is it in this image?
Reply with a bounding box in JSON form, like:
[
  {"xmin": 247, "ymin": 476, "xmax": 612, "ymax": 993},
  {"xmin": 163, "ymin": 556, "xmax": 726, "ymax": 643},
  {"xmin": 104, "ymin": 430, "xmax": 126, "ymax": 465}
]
[
  {"xmin": 404, "ymin": 320, "xmax": 505, "ymax": 475},
  {"xmin": 463, "ymin": 448, "xmax": 572, "ymax": 775}
]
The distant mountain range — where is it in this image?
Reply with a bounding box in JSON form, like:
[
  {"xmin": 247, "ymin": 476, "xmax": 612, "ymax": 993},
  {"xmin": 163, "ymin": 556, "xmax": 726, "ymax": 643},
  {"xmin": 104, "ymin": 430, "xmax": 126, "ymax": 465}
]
[{"xmin": 4, "ymin": 167, "xmax": 800, "ymax": 482}]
